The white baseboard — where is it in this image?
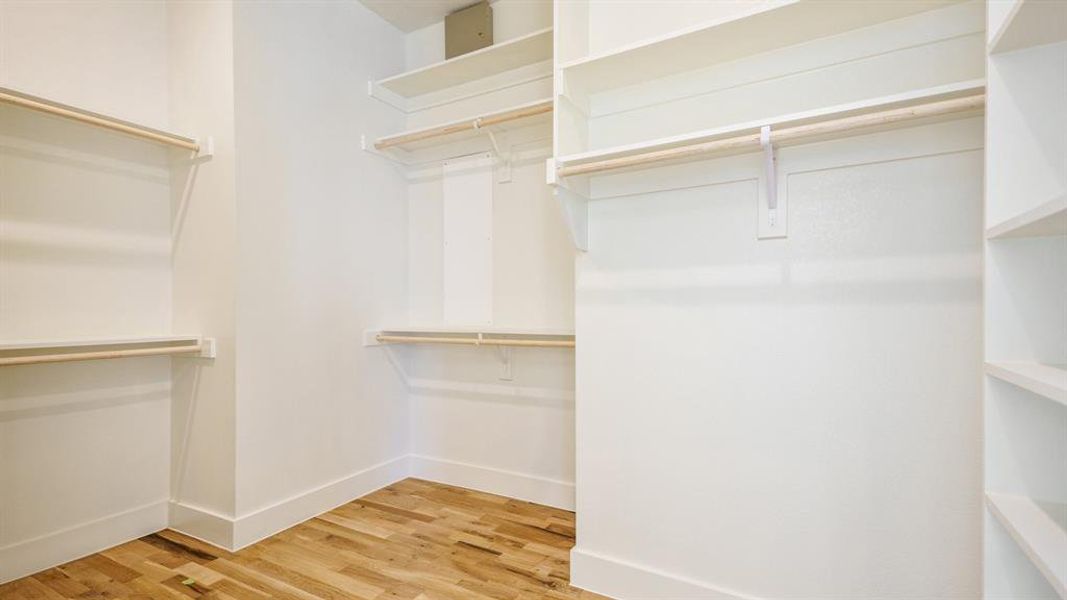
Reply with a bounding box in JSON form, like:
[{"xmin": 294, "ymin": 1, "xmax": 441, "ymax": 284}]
[
  {"xmin": 3, "ymin": 454, "xmax": 570, "ymax": 584},
  {"xmin": 168, "ymin": 500, "xmax": 235, "ymax": 550},
  {"xmin": 0, "ymin": 500, "xmax": 167, "ymax": 584},
  {"xmin": 570, "ymin": 548, "xmax": 761, "ymax": 600},
  {"xmin": 410, "ymin": 454, "xmax": 575, "ymax": 511},
  {"xmin": 231, "ymin": 454, "xmax": 410, "ymax": 550}
]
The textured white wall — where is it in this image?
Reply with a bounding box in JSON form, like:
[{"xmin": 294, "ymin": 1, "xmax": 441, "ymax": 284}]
[{"xmin": 230, "ymin": 0, "xmax": 410, "ymax": 531}]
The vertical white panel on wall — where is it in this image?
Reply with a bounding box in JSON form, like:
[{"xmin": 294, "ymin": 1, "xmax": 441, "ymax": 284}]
[{"xmin": 442, "ymin": 153, "xmax": 494, "ymax": 326}]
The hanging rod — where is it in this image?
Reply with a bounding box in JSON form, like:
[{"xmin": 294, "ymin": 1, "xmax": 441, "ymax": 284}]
[
  {"xmin": 0, "ymin": 87, "xmax": 201, "ymax": 152},
  {"xmin": 375, "ymin": 99, "xmax": 553, "ymax": 150},
  {"xmin": 375, "ymin": 334, "xmax": 575, "ymax": 348},
  {"xmin": 0, "ymin": 336, "xmax": 216, "ymax": 367},
  {"xmin": 557, "ymin": 93, "xmax": 985, "ymax": 178}
]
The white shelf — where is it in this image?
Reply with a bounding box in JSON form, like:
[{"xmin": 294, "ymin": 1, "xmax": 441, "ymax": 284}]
[
  {"xmin": 989, "ymin": 0, "xmax": 1067, "ymax": 55},
  {"xmin": 558, "ymin": 0, "xmax": 963, "ymax": 97},
  {"xmin": 364, "ymin": 326, "xmax": 574, "ymax": 348},
  {"xmin": 554, "ymin": 80, "xmax": 985, "ymax": 178},
  {"xmin": 0, "ymin": 335, "xmax": 216, "ymax": 366},
  {"xmin": 374, "ymin": 98, "xmax": 552, "ymax": 152},
  {"xmin": 986, "ymin": 492, "xmax": 1067, "ymax": 599},
  {"xmin": 376, "ymin": 325, "xmax": 573, "ymax": 337},
  {"xmin": 0, "ymin": 335, "xmax": 203, "ymax": 351},
  {"xmin": 986, "ymin": 196, "xmax": 1067, "ymax": 239},
  {"xmin": 986, "ymin": 362, "xmax": 1067, "ymax": 406},
  {"xmin": 375, "ymin": 27, "xmax": 552, "ymax": 99}
]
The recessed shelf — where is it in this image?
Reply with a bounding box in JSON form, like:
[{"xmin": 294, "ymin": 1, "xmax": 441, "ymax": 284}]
[
  {"xmin": 558, "ymin": 0, "xmax": 964, "ymax": 97},
  {"xmin": 986, "ymin": 492, "xmax": 1067, "ymax": 599},
  {"xmin": 0, "ymin": 335, "xmax": 216, "ymax": 366},
  {"xmin": 989, "ymin": 0, "xmax": 1067, "ymax": 55},
  {"xmin": 0, "ymin": 86, "xmax": 203, "ymax": 153},
  {"xmin": 364, "ymin": 326, "xmax": 574, "ymax": 348},
  {"xmin": 375, "ymin": 27, "xmax": 552, "ymax": 99},
  {"xmin": 986, "ymin": 362, "xmax": 1067, "ymax": 406},
  {"xmin": 986, "ymin": 196, "xmax": 1067, "ymax": 239},
  {"xmin": 374, "ymin": 98, "xmax": 552, "ymax": 152},
  {"xmin": 552, "ymin": 80, "xmax": 985, "ymax": 180}
]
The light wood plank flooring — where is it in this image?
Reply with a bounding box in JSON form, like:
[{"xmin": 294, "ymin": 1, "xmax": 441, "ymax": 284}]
[{"xmin": 0, "ymin": 478, "xmax": 606, "ymax": 600}]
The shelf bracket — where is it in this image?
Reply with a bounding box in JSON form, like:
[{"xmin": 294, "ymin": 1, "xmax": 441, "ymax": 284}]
[
  {"xmin": 361, "ymin": 134, "xmax": 410, "ymax": 167},
  {"xmin": 194, "ymin": 136, "xmax": 215, "ymax": 161},
  {"xmin": 479, "ymin": 121, "xmax": 512, "ymax": 183},
  {"xmin": 547, "ymin": 163, "xmax": 588, "ymax": 252},
  {"xmin": 495, "ymin": 345, "xmax": 514, "ymax": 381},
  {"xmin": 196, "ymin": 338, "xmax": 217, "ymax": 359},
  {"xmin": 758, "ymin": 125, "xmax": 787, "ymax": 239}
]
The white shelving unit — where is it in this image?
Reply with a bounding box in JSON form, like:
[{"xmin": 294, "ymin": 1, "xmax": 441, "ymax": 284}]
[
  {"xmin": 370, "ymin": 27, "xmax": 552, "ymax": 109},
  {"xmin": 989, "ymin": 0, "xmax": 1067, "ymax": 55},
  {"xmin": 984, "ymin": 2, "xmax": 1067, "ymax": 596},
  {"xmin": 986, "ymin": 493, "xmax": 1067, "ymax": 599},
  {"xmin": 0, "ymin": 335, "xmax": 216, "ymax": 366}
]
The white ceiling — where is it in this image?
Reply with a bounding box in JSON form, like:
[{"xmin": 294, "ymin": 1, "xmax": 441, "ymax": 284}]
[{"xmin": 359, "ymin": 0, "xmax": 482, "ymax": 32}]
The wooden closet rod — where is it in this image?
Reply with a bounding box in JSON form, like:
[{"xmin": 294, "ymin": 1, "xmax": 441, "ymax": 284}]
[
  {"xmin": 375, "ymin": 100, "xmax": 553, "ymax": 150},
  {"xmin": 376, "ymin": 334, "xmax": 575, "ymax": 348},
  {"xmin": 557, "ymin": 94, "xmax": 985, "ymax": 178},
  {"xmin": 0, "ymin": 343, "xmax": 204, "ymax": 367},
  {"xmin": 0, "ymin": 88, "xmax": 200, "ymax": 152}
]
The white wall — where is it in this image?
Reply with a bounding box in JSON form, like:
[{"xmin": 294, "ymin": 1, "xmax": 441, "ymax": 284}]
[
  {"xmin": 229, "ymin": 0, "xmax": 411, "ymax": 547},
  {"xmin": 572, "ymin": 118, "xmax": 984, "ymax": 599},
  {"xmin": 0, "ymin": 0, "xmax": 173, "ymax": 581}
]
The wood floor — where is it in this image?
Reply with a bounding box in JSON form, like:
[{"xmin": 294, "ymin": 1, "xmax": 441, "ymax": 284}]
[{"xmin": 0, "ymin": 478, "xmax": 607, "ymax": 600}]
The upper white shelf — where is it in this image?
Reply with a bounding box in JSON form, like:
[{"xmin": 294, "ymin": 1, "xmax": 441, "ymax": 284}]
[
  {"xmin": 987, "ymin": 195, "xmax": 1067, "ymax": 239},
  {"xmin": 989, "ymin": 0, "xmax": 1067, "ymax": 55},
  {"xmin": 986, "ymin": 492, "xmax": 1067, "ymax": 599},
  {"xmin": 557, "ymin": 0, "xmax": 964, "ymax": 96},
  {"xmin": 986, "ymin": 362, "xmax": 1067, "ymax": 407},
  {"xmin": 375, "ymin": 27, "xmax": 552, "ymax": 99}
]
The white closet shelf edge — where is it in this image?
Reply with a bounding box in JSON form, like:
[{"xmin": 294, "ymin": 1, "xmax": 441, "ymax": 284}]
[
  {"xmin": 985, "ymin": 362, "xmax": 1067, "ymax": 406},
  {"xmin": 986, "ymin": 195, "xmax": 1067, "ymax": 239},
  {"xmin": 986, "ymin": 492, "xmax": 1067, "ymax": 599}
]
